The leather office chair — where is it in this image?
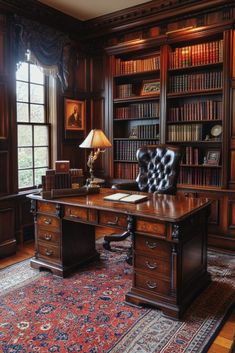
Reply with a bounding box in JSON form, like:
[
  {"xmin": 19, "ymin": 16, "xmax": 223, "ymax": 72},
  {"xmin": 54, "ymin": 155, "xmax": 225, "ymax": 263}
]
[{"xmin": 103, "ymin": 144, "xmax": 182, "ymax": 261}]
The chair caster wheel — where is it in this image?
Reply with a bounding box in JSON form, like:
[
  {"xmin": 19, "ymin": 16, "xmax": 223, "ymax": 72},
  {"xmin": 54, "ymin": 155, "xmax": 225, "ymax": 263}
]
[{"xmin": 103, "ymin": 240, "xmax": 111, "ymax": 251}]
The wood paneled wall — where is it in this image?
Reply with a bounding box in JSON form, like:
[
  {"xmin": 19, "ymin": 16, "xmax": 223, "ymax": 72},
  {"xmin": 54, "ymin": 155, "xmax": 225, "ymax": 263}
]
[{"xmin": 0, "ymin": 0, "xmax": 234, "ymax": 257}]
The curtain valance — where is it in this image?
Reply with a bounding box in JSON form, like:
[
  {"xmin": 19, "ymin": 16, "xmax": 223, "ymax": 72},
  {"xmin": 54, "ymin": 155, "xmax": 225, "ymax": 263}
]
[{"xmin": 15, "ymin": 16, "xmax": 71, "ymax": 91}]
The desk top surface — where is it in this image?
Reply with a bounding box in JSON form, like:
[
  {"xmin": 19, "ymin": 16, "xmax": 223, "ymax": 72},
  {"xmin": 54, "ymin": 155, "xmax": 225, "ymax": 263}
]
[{"xmin": 29, "ymin": 188, "xmax": 210, "ymax": 222}]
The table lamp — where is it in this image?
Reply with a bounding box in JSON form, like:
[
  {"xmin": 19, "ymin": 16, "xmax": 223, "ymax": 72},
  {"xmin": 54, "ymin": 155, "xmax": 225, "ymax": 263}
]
[{"xmin": 79, "ymin": 129, "xmax": 112, "ymax": 187}]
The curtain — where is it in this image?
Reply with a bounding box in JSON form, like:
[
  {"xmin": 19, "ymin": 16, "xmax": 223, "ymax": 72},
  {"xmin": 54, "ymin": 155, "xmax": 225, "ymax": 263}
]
[{"xmin": 15, "ymin": 15, "xmax": 71, "ymax": 91}]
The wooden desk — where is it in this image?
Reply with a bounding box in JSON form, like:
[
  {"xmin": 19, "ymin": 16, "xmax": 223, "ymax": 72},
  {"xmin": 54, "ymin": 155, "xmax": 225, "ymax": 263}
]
[{"xmin": 28, "ymin": 188, "xmax": 211, "ymax": 319}]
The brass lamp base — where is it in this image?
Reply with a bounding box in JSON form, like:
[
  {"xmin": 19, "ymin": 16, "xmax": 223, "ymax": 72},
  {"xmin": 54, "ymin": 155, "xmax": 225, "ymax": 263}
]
[{"xmin": 87, "ymin": 177, "xmax": 105, "ymax": 188}]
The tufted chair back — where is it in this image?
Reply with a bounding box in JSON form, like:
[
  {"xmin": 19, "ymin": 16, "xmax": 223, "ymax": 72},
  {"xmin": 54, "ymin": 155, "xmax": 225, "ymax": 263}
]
[{"xmin": 136, "ymin": 144, "xmax": 181, "ymax": 194}]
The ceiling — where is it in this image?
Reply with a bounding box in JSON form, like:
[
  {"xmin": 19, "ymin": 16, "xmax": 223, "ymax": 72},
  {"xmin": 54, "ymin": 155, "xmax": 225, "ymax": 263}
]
[{"xmin": 38, "ymin": 0, "xmax": 151, "ymax": 21}]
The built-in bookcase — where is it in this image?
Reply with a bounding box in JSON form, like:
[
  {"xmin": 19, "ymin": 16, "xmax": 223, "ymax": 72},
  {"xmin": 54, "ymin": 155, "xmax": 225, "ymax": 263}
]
[
  {"xmin": 107, "ymin": 29, "xmax": 230, "ymax": 193},
  {"xmin": 166, "ymin": 35, "xmax": 224, "ymax": 188},
  {"xmin": 112, "ymin": 51, "xmax": 161, "ymax": 179}
]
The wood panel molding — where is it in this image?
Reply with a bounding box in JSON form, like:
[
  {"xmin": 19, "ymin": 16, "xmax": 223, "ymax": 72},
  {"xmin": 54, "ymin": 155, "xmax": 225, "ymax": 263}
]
[
  {"xmin": 0, "ymin": 83, "xmax": 8, "ymax": 140},
  {"xmin": 228, "ymin": 200, "xmax": 235, "ymax": 230},
  {"xmin": 0, "ymin": 151, "xmax": 9, "ymax": 195}
]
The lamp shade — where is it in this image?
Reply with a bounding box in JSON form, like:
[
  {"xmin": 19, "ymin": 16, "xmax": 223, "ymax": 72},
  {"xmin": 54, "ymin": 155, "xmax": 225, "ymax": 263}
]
[{"xmin": 79, "ymin": 129, "xmax": 112, "ymax": 149}]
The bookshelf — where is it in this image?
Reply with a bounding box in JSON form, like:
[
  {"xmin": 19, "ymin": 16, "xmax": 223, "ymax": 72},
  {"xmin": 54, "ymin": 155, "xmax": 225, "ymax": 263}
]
[
  {"xmin": 106, "ymin": 26, "xmax": 235, "ymax": 252},
  {"xmin": 112, "ymin": 51, "xmax": 161, "ymax": 179},
  {"xmin": 166, "ymin": 36, "xmax": 224, "ymax": 188}
]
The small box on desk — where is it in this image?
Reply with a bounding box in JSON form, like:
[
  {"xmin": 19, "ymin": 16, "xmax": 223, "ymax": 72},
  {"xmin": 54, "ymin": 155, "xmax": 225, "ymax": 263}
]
[{"xmin": 55, "ymin": 160, "xmax": 70, "ymax": 173}]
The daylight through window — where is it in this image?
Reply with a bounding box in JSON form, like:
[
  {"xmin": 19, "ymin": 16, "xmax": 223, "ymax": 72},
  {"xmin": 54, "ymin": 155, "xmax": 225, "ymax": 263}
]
[{"xmin": 16, "ymin": 62, "xmax": 50, "ymax": 189}]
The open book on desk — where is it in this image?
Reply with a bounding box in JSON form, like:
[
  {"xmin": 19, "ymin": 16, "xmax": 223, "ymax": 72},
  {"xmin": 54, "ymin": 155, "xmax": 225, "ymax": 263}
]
[{"xmin": 103, "ymin": 192, "xmax": 148, "ymax": 204}]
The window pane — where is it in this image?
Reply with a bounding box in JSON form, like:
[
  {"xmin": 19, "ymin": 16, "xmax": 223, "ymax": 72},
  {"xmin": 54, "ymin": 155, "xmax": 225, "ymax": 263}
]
[
  {"xmin": 34, "ymin": 126, "xmax": 48, "ymax": 146},
  {"xmin": 30, "ymin": 84, "xmax": 44, "ymax": 104},
  {"xmin": 18, "ymin": 147, "xmax": 33, "ymax": 168},
  {"xmin": 16, "ymin": 62, "xmax": 28, "ymax": 81},
  {"xmin": 31, "ymin": 104, "xmax": 45, "ymax": 123},
  {"xmin": 35, "ymin": 168, "xmax": 47, "ymax": 186},
  {"xmin": 16, "ymin": 81, "xmax": 29, "ymax": 102},
  {"xmin": 34, "ymin": 147, "xmax": 48, "ymax": 167},
  {"xmin": 18, "ymin": 169, "xmax": 33, "ymax": 189},
  {"xmin": 18, "ymin": 125, "xmax": 32, "ymax": 146},
  {"xmin": 30, "ymin": 64, "xmax": 44, "ymax": 84},
  {"xmin": 17, "ymin": 103, "xmax": 29, "ymax": 122}
]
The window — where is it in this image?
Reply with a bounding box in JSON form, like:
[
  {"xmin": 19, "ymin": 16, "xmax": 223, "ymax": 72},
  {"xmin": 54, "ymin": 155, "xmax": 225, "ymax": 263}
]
[{"xmin": 16, "ymin": 63, "xmax": 50, "ymax": 189}]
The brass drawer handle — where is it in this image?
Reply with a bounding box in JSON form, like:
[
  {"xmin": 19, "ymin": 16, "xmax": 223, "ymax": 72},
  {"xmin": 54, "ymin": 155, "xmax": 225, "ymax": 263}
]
[
  {"xmin": 146, "ymin": 280, "xmax": 157, "ymax": 289},
  {"xmin": 145, "ymin": 241, "xmax": 157, "ymax": 249},
  {"xmin": 44, "ymin": 234, "xmax": 52, "ymax": 241},
  {"xmin": 68, "ymin": 209, "xmax": 81, "ymax": 218},
  {"xmin": 107, "ymin": 217, "xmax": 119, "ymax": 226},
  {"xmin": 69, "ymin": 213, "xmax": 80, "ymax": 218},
  {"xmin": 145, "ymin": 261, "xmax": 157, "ymax": 270},
  {"xmin": 44, "ymin": 218, "xmax": 52, "ymax": 225},
  {"xmin": 45, "ymin": 249, "xmax": 53, "ymax": 256}
]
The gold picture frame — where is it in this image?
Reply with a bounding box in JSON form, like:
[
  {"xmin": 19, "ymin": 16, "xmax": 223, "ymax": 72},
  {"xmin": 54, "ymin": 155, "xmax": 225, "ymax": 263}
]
[
  {"xmin": 141, "ymin": 79, "xmax": 160, "ymax": 96},
  {"xmin": 64, "ymin": 99, "xmax": 85, "ymax": 131}
]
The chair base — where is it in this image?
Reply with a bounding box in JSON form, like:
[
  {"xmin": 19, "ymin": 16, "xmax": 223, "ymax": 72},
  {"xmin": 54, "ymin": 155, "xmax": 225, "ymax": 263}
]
[{"xmin": 103, "ymin": 231, "xmax": 132, "ymax": 264}]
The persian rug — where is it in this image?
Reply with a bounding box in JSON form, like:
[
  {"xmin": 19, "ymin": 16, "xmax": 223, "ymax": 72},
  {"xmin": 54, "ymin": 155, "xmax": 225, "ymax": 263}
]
[{"xmin": 0, "ymin": 245, "xmax": 234, "ymax": 353}]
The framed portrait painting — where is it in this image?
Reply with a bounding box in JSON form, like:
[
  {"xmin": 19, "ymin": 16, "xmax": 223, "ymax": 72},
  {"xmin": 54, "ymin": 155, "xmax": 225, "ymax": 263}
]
[{"xmin": 64, "ymin": 99, "xmax": 85, "ymax": 131}]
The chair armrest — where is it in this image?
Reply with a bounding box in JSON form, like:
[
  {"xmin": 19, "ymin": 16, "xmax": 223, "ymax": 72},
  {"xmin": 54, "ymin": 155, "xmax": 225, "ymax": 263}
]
[{"xmin": 112, "ymin": 182, "xmax": 139, "ymax": 191}]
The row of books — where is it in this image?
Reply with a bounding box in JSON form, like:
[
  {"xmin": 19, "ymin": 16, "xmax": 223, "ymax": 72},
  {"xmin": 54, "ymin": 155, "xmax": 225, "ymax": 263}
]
[
  {"xmin": 168, "ymin": 100, "xmax": 222, "ymax": 122},
  {"xmin": 115, "ymin": 56, "xmax": 160, "ymax": 75},
  {"xmin": 114, "ymin": 140, "xmax": 158, "ymax": 161},
  {"xmin": 168, "ymin": 124, "xmax": 202, "ymax": 141},
  {"xmin": 168, "ymin": 71, "xmax": 222, "ymax": 93},
  {"xmin": 182, "ymin": 147, "xmax": 200, "ymax": 165},
  {"xmin": 114, "ymin": 162, "xmax": 139, "ymax": 179},
  {"xmin": 133, "ymin": 124, "xmax": 159, "ymax": 139},
  {"xmin": 116, "ymin": 84, "xmax": 134, "ymax": 98},
  {"xmin": 169, "ymin": 40, "xmax": 223, "ymax": 69},
  {"xmin": 179, "ymin": 168, "xmax": 221, "ymax": 186},
  {"xmin": 115, "ymin": 102, "xmax": 160, "ymax": 119},
  {"xmin": 42, "ymin": 168, "xmax": 83, "ymax": 191}
]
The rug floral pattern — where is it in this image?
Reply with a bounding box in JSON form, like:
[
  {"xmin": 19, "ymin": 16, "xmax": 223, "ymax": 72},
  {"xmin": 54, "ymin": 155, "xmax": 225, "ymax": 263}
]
[{"xmin": 0, "ymin": 247, "xmax": 234, "ymax": 353}]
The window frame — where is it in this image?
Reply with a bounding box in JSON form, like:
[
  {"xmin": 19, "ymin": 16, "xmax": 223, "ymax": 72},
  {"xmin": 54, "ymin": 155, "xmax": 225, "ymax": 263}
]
[{"xmin": 16, "ymin": 62, "xmax": 51, "ymax": 191}]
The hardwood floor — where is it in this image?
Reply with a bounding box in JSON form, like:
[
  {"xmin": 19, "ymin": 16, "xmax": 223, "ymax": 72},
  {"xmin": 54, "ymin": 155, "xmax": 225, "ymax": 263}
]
[
  {"xmin": 0, "ymin": 241, "xmax": 34, "ymax": 269},
  {"xmin": 0, "ymin": 239, "xmax": 234, "ymax": 353}
]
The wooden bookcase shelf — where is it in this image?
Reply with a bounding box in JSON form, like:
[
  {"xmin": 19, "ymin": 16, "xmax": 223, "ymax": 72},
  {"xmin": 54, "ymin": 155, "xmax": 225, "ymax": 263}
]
[
  {"xmin": 166, "ymin": 34, "xmax": 224, "ymax": 188},
  {"xmin": 114, "ymin": 69, "xmax": 160, "ymax": 79},
  {"xmin": 112, "ymin": 50, "xmax": 161, "ymax": 179},
  {"xmin": 168, "ymin": 61, "xmax": 223, "ymax": 72},
  {"xmin": 167, "ymin": 119, "xmax": 222, "ymax": 124},
  {"xmin": 113, "ymin": 95, "xmax": 160, "ymax": 103},
  {"xmin": 167, "ymin": 89, "xmax": 223, "ymax": 98},
  {"xmin": 107, "ymin": 26, "xmax": 235, "ymax": 246}
]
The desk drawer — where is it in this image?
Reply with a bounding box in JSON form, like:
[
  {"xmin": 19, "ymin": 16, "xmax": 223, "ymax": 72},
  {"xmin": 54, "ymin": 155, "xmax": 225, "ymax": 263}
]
[
  {"xmin": 38, "ymin": 243, "xmax": 61, "ymax": 262},
  {"xmin": 134, "ymin": 254, "xmax": 170, "ymax": 278},
  {"xmin": 135, "ymin": 272, "xmax": 170, "ymax": 296},
  {"xmin": 136, "ymin": 219, "xmax": 165, "ymax": 237},
  {"xmin": 135, "ymin": 234, "xmax": 171, "ymax": 257},
  {"xmin": 99, "ymin": 211, "xmax": 127, "ymax": 228},
  {"xmin": 37, "ymin": 214, "xmax": 60, "ymax": 229},
  {"xmin": 37, "ymin": 227, "xmax": 60, "ymax": 244},
  {"xmin": 64, "ymin": 206, "xmax": 88, "ymax": 221},
  {"xmin": 38, "ymin": 201, "xmax": 57, "ymax": 215}
]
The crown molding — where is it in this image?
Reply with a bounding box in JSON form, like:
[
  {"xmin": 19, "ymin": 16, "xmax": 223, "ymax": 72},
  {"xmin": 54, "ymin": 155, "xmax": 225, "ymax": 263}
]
[
  {"xmin": 81, "ymin": 0, "xmax": 234, "ymax": 39},
  {"xmin": 0, "ymin": 0, "xmax": 233, "ymax": 40}
]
